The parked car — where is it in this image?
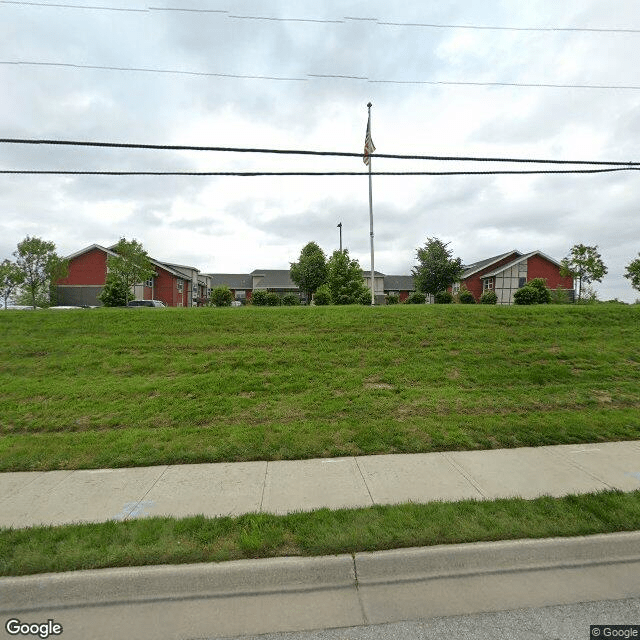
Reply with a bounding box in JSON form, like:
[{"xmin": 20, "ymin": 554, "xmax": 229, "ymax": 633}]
[{"xmin": 127, "ymin": 300, "xmax": 166, "ymax": 307}]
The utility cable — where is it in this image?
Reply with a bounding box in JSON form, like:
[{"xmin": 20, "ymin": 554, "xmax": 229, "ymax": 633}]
[
  {"xmin": 2, "ymin": 168, "xmax": 639, "ymax": 176},
  {"xmin": 1, "ymin": 137, "xmax": 638, "ymax": 167}
]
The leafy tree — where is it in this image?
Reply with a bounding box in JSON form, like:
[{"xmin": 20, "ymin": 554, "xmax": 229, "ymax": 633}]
[
  {"xmin": 290, "ymin": 242, "xmax": 328, "ymax": 302},
  {"xmin": 549, "ymin": 286, "xmax": 570, "ymax": 304},
  {"xmin": 13, "ymin": 236, "xmax": 68, "ymax": 309},
  {"xmin": 209, "ymin": 285, "xmax": 233, "ymax": 307},
  {"xmin": 412, "ymin": 238, "xmax": 464, "ymax": 299},
  {"xmin": 313, "ymin": 284, "xmax": 331, "ymax": 305},
  {"xmin": 326, "ymin": 249, "xmax": 370, "ymax": 305},
  {"xmin": 0, "ymin": 259, "xmax": 24, "ymax": 309},
  {"xmin": 386, "ymin": 294, "xmax": 400, "ymax": 305},
  {"xmin": 560, "ymin": 244, "xmax": 607, "ymax": 302},
  {"xmin": 98, "ymin": 277, "xmax": 129, "ymax": 307},
  {"xmin": 624, "ymin": 254, "xmax": 640, "ymax": 292},
  {"xmin": 105, "ymin": 238, "xmax": 155, "ymax": 306}
]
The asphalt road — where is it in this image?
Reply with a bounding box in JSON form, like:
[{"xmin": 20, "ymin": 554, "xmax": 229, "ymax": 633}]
[{"xmin": 215, "ymin": 598, "xmax": 640, "ymax": 640}]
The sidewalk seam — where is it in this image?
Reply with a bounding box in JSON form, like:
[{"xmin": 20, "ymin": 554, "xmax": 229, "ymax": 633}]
[
  {"xmin": 353, "ymin": 457, "xmax": 375, "ymax": 507},
  {"xmin": 124, "ymin": 466, "xmax": 170, "ymax": 521},
  {"xmin": 543, "ymin": 447, "xmax": 615, "ymax": 490},
  {"xmin": 259, "ymin": 461, "xmax": 269, "ymax": 511},
  {"xmin": 441, "ymin": 452, "xmax": 487, "ymax": 498}
]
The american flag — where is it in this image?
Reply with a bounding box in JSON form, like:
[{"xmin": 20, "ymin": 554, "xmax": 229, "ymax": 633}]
[{"xmin": 363, "ymin": 112, "xmax": 375, "ymax": 166}]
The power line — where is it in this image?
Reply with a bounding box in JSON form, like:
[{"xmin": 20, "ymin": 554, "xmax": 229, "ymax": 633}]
[
  {"xmin": 2, "ymin": 2, "xmax": 638, "ymax": 34},
  {"xmin": 0, "ymin": 61, "xmax": 308, "ymax": 81},
  {"xmin": 1, "ymin": 138, "xmax": 639, "ymax": 167},
  {"xmin": 3, "ymin": 60, "xmax": 639, "ymax": 91},
  {"xmin": 2, "ymin": 168, "xmax": 639, "ymax": 175}
]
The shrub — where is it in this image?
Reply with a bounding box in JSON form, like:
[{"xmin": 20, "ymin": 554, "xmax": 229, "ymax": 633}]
[
  {"xmin": 458, "ymin": 289, "xmax": 476, "ymax": 304},
  {"xmin": 265, "ymin": 292, "xmax": 282, "ymax": 306},
  {"xmin": 209, "ymin": 285, "xmax": 233, "ymax": 307},
  {"xmin": 313, "ymin": 284, "xmax": 331, "ymax": 305},
  {"xmin": 527, "ymin": 278, "xmax": 552, "ymax": 304},
  {"xmin": 405, "ymin": 291, "xmax": 426, "ymax": 304},
  {"xmin": 549, "ymin": 286, "xmax": 571, "ymax": 304},
  {"xmin": 386, "ymin": 294, "xmax": 400, "ymax": 305},
  {"xmin": 281, "ymin": 294, "xmax": 301, "ymax": 306},
  {"xmin": 434, "ymin": 290, "xmax": 454, "ymax": 304},
  {"xmin": 480, "ymin": 289, "xmax": 498, "ymax": 305},
  {"xmin": 513, "ymin": 286, "xmax": 539, "ymax": 305},
  {"xmin": 98, "ymin": 278, "xmax": 128, "ymax": 307},
  {"xmin": 251, "ymin": 290, "xmax": 269, "ymax": 306},
  {"xmin": 358, "ymin": 289, "xmax": 372, "ymax": 305}
]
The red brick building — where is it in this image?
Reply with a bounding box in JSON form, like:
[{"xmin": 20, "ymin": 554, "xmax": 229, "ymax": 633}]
[
  {"xmin": 453, "ymin": 250, "xmax": 574, "ymax": 304},
  {"xmin": 57, "ymin": 244, "xmax": 211, "ymax": 307}
]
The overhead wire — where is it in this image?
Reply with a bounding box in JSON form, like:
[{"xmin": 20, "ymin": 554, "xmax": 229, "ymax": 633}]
[{"xmin": 1, "ymin": 138, "xmax": 638, "ymax": 167}]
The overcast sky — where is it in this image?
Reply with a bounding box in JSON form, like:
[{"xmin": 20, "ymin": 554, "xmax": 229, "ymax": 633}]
[{"xmin": 2, "ymin": 0, "xmax": 640, "ymax": 300}]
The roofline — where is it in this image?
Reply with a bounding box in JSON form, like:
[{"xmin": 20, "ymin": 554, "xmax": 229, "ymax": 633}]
[
  {"xmin": 64, "ymin": 244, "xmax": 117, "ymax": 261},
  {"xmin": 481, "ymin": 250, "xmax": 563, "ymax": 278},
  {"xmin": 462, "ymin": 250, "xmax": 522, "ymax": 279}
]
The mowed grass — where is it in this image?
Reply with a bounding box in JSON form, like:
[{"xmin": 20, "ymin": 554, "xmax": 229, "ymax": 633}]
[
  {"xmin": 2, "ymin": 490, "xmax": 640, "ymax": 577},
  {"xmin": 1, "ymin": 304, "xmax": 639, "ymax": 471}
]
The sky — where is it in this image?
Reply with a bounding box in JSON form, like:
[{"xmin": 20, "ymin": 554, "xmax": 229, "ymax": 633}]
[{"xmin": 1, "ymin": 0, "xmax": 640, "ymax": 301}]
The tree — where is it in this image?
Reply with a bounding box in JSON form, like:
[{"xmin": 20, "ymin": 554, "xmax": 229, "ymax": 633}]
[
  {"xmin": 290, "ymin": 242, "xmax": 328, "ymax": 302},
  {"xmin": 313, "ymin": 284, "xmax": 331, "ymax": 305},
  {"xmin": 13, "ymin": 236, "xmax": 68, "ymax": 309},
  {"xmin": 98, "ymin": 277, "xmax": 129, "ymax": 307},
  {"xmin": 560, "ymin": 244, "xmax": 607, "ymax": 302},
  {"xmin": 104, "ymin": 238, "xmax": 155, "ymax": 306},
  {"xmin": 412, "ymin": 238, "xmax": 464, "ymax": 299},
  {"xmin": 326, "ymin": 249, "xmax": 369, "ymax": 305},
  {"xmin": 624, "ymin": 254, "xmax": 640, "ymax": 292},
  {"xmin": 0, "ymin": 259, "xmax": 24, "ymax": 309}
]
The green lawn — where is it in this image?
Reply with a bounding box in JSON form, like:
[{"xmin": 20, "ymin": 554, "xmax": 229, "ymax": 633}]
[
  {"xmin": 2, "ymin": 490, "xmax": 639, "ymax": 577},
  {"xmin": 1, "ymin": 304, "xmax": 639, "ymax": 471}
]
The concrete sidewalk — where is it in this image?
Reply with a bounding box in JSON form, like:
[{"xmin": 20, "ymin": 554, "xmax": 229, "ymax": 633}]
[{"xmin": 1, "ymin": 440, "xmax": 639, "ymax": 529}]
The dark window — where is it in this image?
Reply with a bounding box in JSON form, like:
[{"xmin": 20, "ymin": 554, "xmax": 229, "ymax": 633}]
[{"xmin": 519, "ymin": 277, "xmax": 527, "ymax": 288}]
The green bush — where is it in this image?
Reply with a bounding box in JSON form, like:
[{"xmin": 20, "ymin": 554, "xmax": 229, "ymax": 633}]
[
  {"xmin": 265, "ymin": 292, "xmax": 282, "ymax": 306},
  {"xmin": 313, "ymin": 284, "xmax": 331, "ymax": 305},
  {"xmin": 98, "ymin": 278, "xmax": 128, "ymax": 307},
  {"xmin": 281, "ymin": 294, "xmax": 301, "ymax": 306},
  {"xmin": 480, "ymin": 290, "xmax": 498, "ymax": 305},
  {"xmin": 251, "ymin": 290, "xmax": 268, "ymax": 306},
  {"xmin": 386, "ymin": 294, "xmax": 400, "ymax": 305},
  {"xmin": 513, "ymin": 286, "xmax": 539, "ymax": 305},
  {"xmin": 209, "ymin": 286, "xmax": 233, "ymax": 307},
  {"xmin": 358, "ymin": 289, "xmax": 372, "ymax": 305},
  {"xmin": 458, "ymin": 289, "xmax": 476, "ymax": 304},
  {"xmin": 527, "ymin": 278, "xmax": 552, "ymax": 304},
  {"xmin": 550, "ymin": 286, "xmax": 571, "ymax": 304},
  {"xmin": 405, "ymin": 291, "xmax": 426, "ymax": 304},
  {"xmin": 434, "ymin": 290, "xmax": 454, "ymax": 304}
]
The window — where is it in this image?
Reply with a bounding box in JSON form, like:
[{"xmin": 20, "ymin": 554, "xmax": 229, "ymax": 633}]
[
  {"xmin": 144, "ymin": 278, "xmax": 153, "ymax": 288},
  {"xmin": 483, "ymin": 278, "xmax": 494, "ymax": 291},
  {"xmin": 452, "ymin": 282, "xmax": 460, "ymax": 294},
  {"xmin": 177, "ymin": 279, "xmax": 183, "ymax": 293},
  {"xmin": 519, "ymin": 277, "xmax": 527, "ymax": 288}
]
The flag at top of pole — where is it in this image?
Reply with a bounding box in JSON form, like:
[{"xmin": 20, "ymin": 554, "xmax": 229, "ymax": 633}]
[{"xmin": 363, "ymin": 107, "xmax": 376, "ymax": 166}]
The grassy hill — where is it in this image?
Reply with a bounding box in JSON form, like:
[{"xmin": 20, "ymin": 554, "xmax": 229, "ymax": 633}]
[{"xmin": 1, "ymin": 304, "xmax": 639, "ymax": 471}]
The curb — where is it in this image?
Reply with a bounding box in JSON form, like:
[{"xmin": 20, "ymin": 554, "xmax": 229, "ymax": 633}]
[{"xmin": 2, "ymin": 531, "xmax": 640, "ymax": 614}]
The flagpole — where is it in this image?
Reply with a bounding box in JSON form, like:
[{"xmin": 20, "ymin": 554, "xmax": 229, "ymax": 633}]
[{"xmin": 367, "ymin": 102, "xmax": 375, "ymax": 306}]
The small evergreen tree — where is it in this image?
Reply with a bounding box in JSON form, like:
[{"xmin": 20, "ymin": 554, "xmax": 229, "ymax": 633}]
[{"xmin": 210, "ymin": 286, "xmax": 233, "ymax": 307}]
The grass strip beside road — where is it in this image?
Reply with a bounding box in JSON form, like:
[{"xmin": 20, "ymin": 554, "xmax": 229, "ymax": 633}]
[
  {"xmin": 1, "ymin": 304, "xmax": 639, "ymax": 471},
  {"xmin": 1, "ymin": 490, "xmax": 639, "ymax": 577}
]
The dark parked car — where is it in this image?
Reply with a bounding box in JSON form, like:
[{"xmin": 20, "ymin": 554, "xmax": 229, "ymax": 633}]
[{"xmin": 127, "ymin": 300, "xmax": 166, "ymax": 307}]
